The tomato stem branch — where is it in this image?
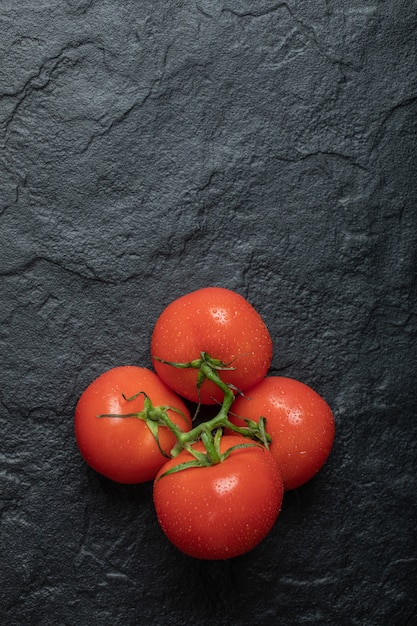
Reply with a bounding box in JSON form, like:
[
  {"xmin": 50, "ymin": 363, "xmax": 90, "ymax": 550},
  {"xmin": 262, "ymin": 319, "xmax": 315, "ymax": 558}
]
[
  {"xmin": 166, "ymin": 360, "xmax": 271, "ymax": 457},
  {"xmin": 98, "ymin": 354, "xmax": 271, "ymax": 466}
]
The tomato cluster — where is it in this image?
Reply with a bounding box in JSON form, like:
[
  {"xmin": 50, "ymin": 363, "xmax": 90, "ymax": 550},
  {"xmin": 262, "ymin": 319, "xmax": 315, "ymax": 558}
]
[{"xmin": 75, "ymin": 287, "xmax": 335, "ymax": 560}]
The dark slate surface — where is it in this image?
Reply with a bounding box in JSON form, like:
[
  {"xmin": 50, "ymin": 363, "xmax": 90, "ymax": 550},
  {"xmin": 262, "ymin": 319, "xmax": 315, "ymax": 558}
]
[{"xmin": 1, "ymin": 2, "xmax": 416, "ymax": 625}]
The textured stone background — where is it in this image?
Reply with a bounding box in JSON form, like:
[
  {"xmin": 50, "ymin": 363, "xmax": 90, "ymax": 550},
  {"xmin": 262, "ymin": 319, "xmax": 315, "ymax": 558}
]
[{"xmin": 1, "ymin": 1, "xmax": 416, "ymax": 625}]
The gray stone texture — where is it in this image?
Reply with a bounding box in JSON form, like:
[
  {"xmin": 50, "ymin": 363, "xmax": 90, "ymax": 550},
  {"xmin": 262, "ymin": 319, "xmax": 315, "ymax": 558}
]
[{"xmin": 1, "ymin": 1, "xmax": 416, "ymax": 625}]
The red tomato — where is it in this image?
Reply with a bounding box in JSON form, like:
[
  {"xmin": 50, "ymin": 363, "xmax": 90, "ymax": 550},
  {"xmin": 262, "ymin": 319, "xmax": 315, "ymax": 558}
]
[
  {"xmin": 153, "ymin": 435, "xmax": 283, "ymax": 560},
  {"xmin": 229, "ymin": 377, "xmax": 335, "ymax": 490},
  {"xmin": 74, "ymin": 366, "xmax": 191, "ymax": 484},
  {"xmin": 151, "ymin": 287, "xmax": 273, "ymax": 405}
]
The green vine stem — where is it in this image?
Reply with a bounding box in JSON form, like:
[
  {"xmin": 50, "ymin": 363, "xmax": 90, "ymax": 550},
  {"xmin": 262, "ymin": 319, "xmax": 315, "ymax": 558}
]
[
  {"xmin": 154, "ymin": 353, "xmax": 272, "ymax": 459},
  {"xmin": 98, "ymin": 352, "xmax": 271, "ymax": 468}
]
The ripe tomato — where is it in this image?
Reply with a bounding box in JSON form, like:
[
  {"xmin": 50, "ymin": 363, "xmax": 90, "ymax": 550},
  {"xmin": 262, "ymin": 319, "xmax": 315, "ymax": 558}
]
[
  {"xmin": 151, "ymin": 287, "xmax": 273, "ymax": 405},
  {"xmin": 229, "ymin": 377, "xmax": 335, "ymax": 490},
  {"xmin": 153, "ymin": 435, "xmax": 283, "ymax": 560},
  {"xmin": 74, "ymin": 366, "xmax": 191, "ymax": 484}
]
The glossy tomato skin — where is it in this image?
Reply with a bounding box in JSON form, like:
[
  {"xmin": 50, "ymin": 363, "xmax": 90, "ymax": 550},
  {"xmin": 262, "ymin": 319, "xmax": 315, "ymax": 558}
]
[
  {"xmin": 74, "ymin": 366, "xmax": 191, "ymax": 484},
  {"xmin": 153, "ymin": 435, "xmax": 283, "ymax": 560},
  {"xmin": 151, "ymin": 287, "xmax": 273, "ymax": 405},
  {"xmin": 229, "ymin": 377, "xmax": 335, "ymax": 490}
]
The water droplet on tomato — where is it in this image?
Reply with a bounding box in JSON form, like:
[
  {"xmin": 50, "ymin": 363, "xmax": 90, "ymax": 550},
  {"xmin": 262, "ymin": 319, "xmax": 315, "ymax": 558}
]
[{"xmin": 213, "ymin": 475, "xmax": 238, "ymax": 495}]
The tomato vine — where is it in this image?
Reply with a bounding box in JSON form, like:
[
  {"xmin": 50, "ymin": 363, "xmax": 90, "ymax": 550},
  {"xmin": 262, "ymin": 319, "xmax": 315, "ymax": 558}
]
[
  {"xmin": 98, "ymin": 352, "xmax": 271, "ymax": 469},
  {"xmin": 74, "ymin": 287, "xmax": 335, "ymax": 560}
]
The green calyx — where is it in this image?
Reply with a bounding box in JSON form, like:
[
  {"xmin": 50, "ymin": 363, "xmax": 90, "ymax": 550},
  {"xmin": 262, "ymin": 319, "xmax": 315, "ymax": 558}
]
[
  {"xmin": 97, "ymin": 353, "xmax": 271, "ymax": 475},
  {"xmin": 97, "ymin": 391, "xmax": 189, "ymax": 459},
  {"xmin": 153, "ymin": 351, "xmax": 241, "ymax": 413},
  {"xmin": 157, "ymin": 428, "xmax": 260, "ymax": 479}
]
